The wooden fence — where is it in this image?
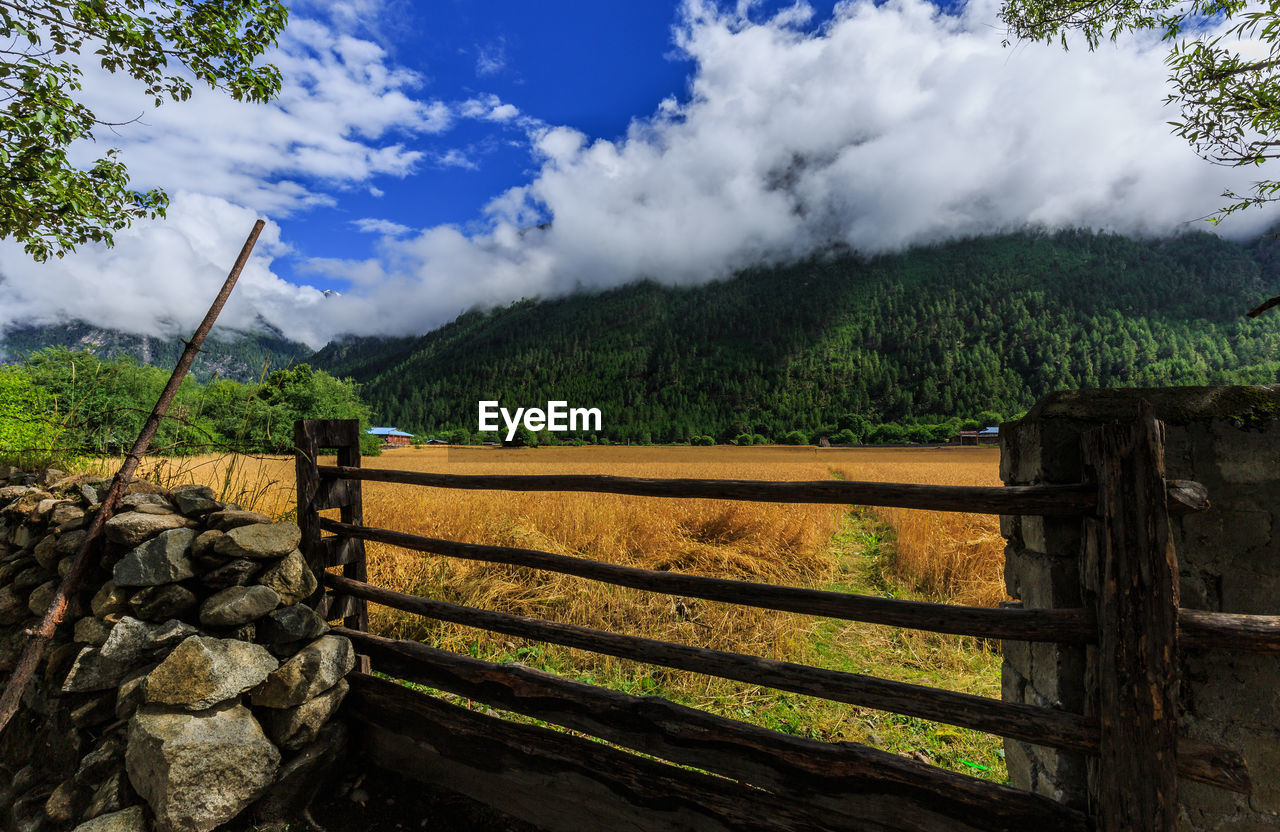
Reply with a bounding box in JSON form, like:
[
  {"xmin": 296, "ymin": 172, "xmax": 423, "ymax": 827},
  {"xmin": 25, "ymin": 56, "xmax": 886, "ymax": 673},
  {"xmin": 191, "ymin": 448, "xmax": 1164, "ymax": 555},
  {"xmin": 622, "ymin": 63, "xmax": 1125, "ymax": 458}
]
[{"xmin": 293, "ymin": 410, "xmax": 1279, "ymax": 832}]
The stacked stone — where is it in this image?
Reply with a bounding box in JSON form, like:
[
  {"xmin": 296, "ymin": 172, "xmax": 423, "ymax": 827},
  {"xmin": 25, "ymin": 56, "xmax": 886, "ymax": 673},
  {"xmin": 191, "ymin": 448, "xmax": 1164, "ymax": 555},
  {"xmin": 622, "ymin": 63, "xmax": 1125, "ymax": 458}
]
[{"xmin": 0, "ymin": 471, "xmax": 354, "ymax": 832}]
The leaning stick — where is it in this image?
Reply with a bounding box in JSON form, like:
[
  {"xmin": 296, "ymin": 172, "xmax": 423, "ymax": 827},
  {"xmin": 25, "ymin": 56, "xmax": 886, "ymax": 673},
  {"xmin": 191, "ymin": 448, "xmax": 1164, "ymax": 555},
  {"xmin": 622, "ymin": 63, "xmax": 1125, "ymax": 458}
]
[{"xmin": 0, "ymin": 219, "xmax": 265, "ymax": 735}]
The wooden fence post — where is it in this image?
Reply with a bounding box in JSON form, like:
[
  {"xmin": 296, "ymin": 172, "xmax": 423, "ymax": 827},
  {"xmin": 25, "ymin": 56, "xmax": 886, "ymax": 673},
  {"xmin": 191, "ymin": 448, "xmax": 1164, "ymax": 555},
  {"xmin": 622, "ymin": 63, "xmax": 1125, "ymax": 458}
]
[
  {"xmin": 1082, "ymin": 402, "xmax": 1179, "ymax": 831},
  {"xmin": 295, "ymin": 419, "xmax": 370, "ymax": 669}
]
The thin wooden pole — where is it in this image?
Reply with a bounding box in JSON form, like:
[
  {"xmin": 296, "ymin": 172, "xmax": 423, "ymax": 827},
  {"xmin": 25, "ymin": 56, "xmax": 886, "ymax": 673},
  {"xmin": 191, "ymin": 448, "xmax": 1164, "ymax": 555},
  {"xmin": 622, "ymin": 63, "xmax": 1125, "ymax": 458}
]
[{"xmin": 0, "ymin": 219, "xmax": 265, "ymax": 735}]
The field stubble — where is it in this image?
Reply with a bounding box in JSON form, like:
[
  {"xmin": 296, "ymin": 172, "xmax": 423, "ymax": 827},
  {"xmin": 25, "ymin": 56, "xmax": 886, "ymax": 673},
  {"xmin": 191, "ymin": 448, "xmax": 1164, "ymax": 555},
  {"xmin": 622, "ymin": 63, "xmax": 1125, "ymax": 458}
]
[{"xmin": 121, "ymin": 444, "xmax": 1008, "ymax": 779}]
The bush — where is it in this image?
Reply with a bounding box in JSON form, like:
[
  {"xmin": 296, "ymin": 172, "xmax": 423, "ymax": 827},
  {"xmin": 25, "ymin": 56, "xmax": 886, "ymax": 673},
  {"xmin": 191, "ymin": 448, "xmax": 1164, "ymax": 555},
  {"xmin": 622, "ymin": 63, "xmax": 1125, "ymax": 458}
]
[
  {"xmin": 784, "ymin": 430, "xmax": 808, "ymax": 445},
  {"xmin": 752, "ymin": 434, "xmax": 767, "ymax": 446},
  {"xmin": 831, "ymin": 428, "xmax": 857, "ymax": 445},
  {"xmin": 691, "ymin": 435, "xmax": 714, "ymax": 446},
  {"xmin": 734, "ymin": 433, "xmax": 754, "ymax": 446}
]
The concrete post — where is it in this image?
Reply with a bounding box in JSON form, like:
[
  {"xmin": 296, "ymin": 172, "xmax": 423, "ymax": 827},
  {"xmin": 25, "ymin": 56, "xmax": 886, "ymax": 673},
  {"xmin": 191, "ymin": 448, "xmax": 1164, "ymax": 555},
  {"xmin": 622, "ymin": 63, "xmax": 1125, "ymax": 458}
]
[{"xmin": 1001, "ymin": 386, "xmax": 1280, "ymax": 830}]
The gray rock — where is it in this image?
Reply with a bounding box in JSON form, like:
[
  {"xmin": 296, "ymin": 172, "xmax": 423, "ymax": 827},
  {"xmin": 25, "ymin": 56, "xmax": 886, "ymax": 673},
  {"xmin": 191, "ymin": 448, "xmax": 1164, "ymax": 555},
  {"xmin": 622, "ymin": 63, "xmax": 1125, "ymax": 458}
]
[
  {"xmin": 128, "ymin": 584, "xmax": 197, "ymax": 621},
  {"xmin": 0, "ymin": 585, "xmax": 28, "ymax": 625},
  {"xmin": 198, "ymin": 585, "xmax": 279, "ymax": 627},
  {"xmin": 75, "ymin": 738, "xmax": 125, "ymax": 786},
  {"xmin": 74, "ymin": 616, "xmax": 113, "ymax": 646},
  {"xmin": 251, "ymin": 635, "xmax": 355, "ymax": 708},
  {"xmin": 170, "ymin": 485, "xmax": 220, "ymax": 517},
  {"xmin": 104, "ymin": 512, "xmax": 191, "ymax": 547},
  {"xmin": 90, "ymin": 581, "xmax": 131, "ymax": 619},
  {"xmin": 0, "ymin": 485, "xmax": 36, "ymax": 501},
  {"xmin": 71, "ymin": 806, "xmax": 147, "ymax": 832},
  {"xmin": 213, "ymin": 522, "xmax": 300, "ymax": 560},
  {"xmin": 50, "ymin": 501, "xmax": 85, "ymax": 528},
  {"xmin": 188, "ymin": 530, "xmax": 225, "ymax": 568},
  {"xmin": 36, "ymin": 497, "xmax": 63, "ymax": 518},
  {"xmin": 71, "ymin": 691, "xmax": 117, "ymax": 727},
  {"xmin": 79, "ymin": 484, "xmax": 102, "ymax": 508},
  {"xmin": 132, "ymin": 503, "xmax": 178, "ymax": 516},
  {"xmin": 63, "ymin": 617, "xmax": 197, "ymax": 692},
  {"xmin": 146, "ymin": 636, "xmax": 278, "ymax": 710},
  {"xmin": 115, "ymin": 667, "xmax": 150, "ymax": 721},
  {"xmin": 56, "ymin": 528, "xmax": 87, "ymax": 555},
  {"xmin": 260, "ymin": 678, "xmax": 348, "ymax": 750},
  {"xmin": 256, "ymin": 549, "xmax": 317, "ymax": 605},
  {"xmin": 44, "ymin": 778, "xmax": 88, "ymax": 824},
  {"xmin": 204, "ymin": 509, "xmax": 271, "ymax": 531},
  {"xmin": 126, "ymin": 703, "xmax": 281, "ymax": 832},
  {"xmin": 113, "ymin": 528, "xmax": 197, "ymax": 587},
  {"xmin": 258, "ymin": 604, "xmax": 329, "ymax": 650},
  {"xmin": 57, "ymin": 554, "xmax": 76, "ymax": 577},
  {"xmin": 27, "ymin": 578, "xmax": 58, "ymax": 616},
  {"xmin": 198, "ymin": 559, "xmax": 260, "ymax": 590},
  {"xmin": 13, "ymin": 564, "xmax": 48, "ymax": 591},
  {"xmin": 121, "ymin": 493, "xmax": 172, "ymax": 510},
  {"xmin": 41, "ymin": 468, "xmax": 66, "ymax": 486},
  {"xmin": 33, "ymin": 534, "xmax": 59, "ymax": 569},
  {"xmin": 9, "ymin": 523, "xmax": 33, "ymax": 549},
  {"xmin": 81, "ymin": 769, "xmax": 132, "ymax": 822}
]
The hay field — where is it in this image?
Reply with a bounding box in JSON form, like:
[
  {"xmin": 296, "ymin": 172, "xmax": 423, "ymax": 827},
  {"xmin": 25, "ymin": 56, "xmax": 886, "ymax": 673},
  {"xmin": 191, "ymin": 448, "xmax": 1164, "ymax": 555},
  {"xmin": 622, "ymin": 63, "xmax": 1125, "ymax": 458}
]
[{"xmin": 125, "ymin": 444, "xmax": 1008, "ymax": 774}]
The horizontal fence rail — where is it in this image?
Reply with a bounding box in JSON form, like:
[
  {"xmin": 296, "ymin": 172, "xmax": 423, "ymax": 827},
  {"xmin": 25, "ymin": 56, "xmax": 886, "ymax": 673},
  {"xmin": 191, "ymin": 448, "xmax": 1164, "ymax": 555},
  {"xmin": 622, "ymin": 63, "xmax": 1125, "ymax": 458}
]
[
  {"xmin": 1177, "ymin": 609, "xmax": 1280, "ymax": 654},
  {"xmin": 335, "ymin": 626, "xmax": 1091, "ymax": 832},
  {"xmin": 319, "ymin": 518, "xmax": 1097, "ymax": 644},
  {"xmin": 318, "ymin": 465, "xmax": 1210, "ymax": 515},
  {"xmin": 324, "ymin": 572, "xmax": 1098, "ymax": 753}
]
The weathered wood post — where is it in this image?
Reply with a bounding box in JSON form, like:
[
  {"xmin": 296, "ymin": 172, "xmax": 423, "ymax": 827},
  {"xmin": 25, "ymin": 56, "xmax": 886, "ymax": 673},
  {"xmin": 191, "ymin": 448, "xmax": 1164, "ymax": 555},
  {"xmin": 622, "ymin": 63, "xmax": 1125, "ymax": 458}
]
[
  {"xmin": 295, "ymin": 419, "xmax": 370, "ymax": 664},
  {"xmin": 1082, "ymin": 403, "xmax": 1179, "ymax": 832}
]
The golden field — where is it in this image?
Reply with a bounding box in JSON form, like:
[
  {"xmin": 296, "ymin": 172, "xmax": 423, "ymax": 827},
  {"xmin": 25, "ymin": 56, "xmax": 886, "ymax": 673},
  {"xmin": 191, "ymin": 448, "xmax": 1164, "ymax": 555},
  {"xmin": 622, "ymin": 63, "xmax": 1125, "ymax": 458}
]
[{"xmin": 121, "ymin": 444, "xmax": 1009, "ymax": 775}]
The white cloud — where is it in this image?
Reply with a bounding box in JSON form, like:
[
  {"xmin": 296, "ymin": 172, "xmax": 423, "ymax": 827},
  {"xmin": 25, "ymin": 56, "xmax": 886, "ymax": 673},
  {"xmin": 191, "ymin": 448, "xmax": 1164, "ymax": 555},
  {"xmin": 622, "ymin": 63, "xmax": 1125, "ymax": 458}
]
[
  {"xmin": 0, "ymin": 193, "xmax": 333, "ymax": 346},
  {"xmin": 8, "ymin": 0, "xmax": 1280, "ymax": 350},
  {"xmin": 476, "ymin": 38, "xmax": 509, "ymax": 77},
  {"xmin": 64, "ymin": 15, "xmax": 452, "ymax": 217},
  {"xmin": 305, "ymin": 0, "xmax": 1280, "ymax": 340},
  {"xmin": 353, "ymin": 218, "xmax": 413, "ymax": 236}
]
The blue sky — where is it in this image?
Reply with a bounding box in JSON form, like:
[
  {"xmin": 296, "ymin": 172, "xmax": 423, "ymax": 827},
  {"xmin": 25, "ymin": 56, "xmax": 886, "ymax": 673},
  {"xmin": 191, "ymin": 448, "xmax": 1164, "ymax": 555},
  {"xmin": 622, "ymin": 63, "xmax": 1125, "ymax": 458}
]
[
  {"xmin": 280, "ymin": 0, "xmax": 841, "ymax": 288},
  {"xmin": 1, "ymin": 0, "xmax": 1276, "ymax": 347}
]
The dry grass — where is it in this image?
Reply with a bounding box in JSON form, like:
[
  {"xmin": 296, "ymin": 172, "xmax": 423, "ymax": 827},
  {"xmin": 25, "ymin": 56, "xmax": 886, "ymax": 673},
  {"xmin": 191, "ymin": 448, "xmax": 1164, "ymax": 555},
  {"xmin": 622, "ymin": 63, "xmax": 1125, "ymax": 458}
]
[
  {"xmin": 826, "ymin": 446, "xmax": 1006, "ymax": 607},
  {"xmin": 99, "ymin": 444, "xmax": 1010, "ymax": 777}
]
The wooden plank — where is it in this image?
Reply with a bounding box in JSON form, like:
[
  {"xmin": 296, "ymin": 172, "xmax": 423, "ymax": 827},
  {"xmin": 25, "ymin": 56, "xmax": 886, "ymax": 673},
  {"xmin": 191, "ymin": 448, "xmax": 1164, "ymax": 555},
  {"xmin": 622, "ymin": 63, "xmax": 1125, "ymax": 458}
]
[
  {"xmin": 293, "ymin": 420, "xmax": 324, "ymax": 609},
  {"xmin": 1083, "ymin": 404, "xmax": 1179, "ymax": 832},
  {"xmin": 1178, "ymin": 609, "xmax": 1280, "ymax": 654},
  {"xmin": 331, "ymin": 421, "xmax": 369, "ymax": 638},
  {"xmin": 335, "ymin": 627, "xmax": 1088, "ymax": 832},
  {"xmin": 323, "ymin": 573, "xmax": 1098, "ymax": 754},
  {"xmin": 317, "ymin": 466, "xmax": 1209, "ymax": 516},
  {"xmin": 322, "ymin": 535, "xmax": 363, "ymax": 567},
  {"xmin": 345, "ymin": 672, "xmax": 973, "ymax": 832},
  {"xmin": 319, "ymin": 518, "xmax": 1095, "ymax": 644},
  {"xmin": 318, "ymin": 465, "xmax": 1099, "ymax": 515},
  {"xmin": 313, "ymin": 477, "xmax": 353, "ymax": 511},
  {"xmin": 319, "ymin": 592, "xmax": 361, "ymax": 622}
]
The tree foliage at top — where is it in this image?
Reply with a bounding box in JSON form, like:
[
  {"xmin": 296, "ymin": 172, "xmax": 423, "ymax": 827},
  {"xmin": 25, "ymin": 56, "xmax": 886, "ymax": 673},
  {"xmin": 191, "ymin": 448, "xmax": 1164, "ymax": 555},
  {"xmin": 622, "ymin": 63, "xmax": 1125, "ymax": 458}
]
[
  {"xmin": 1000, "ymin": 0, "xmax": 1280, "ymax": 219},
  {"xmin": 0, "ymin": 0, "xmax": 288, "ymax": 261}
]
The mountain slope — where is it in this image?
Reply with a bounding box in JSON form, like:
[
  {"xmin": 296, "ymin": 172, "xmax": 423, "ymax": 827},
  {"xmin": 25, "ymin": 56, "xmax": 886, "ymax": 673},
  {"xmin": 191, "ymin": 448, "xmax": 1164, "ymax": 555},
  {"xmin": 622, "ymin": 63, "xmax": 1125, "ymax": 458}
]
[
  {"xmin": 0, "ymin": 320, "xmax": 314, "ymax": 383},
  {"xmin": 313, "ymin": 229, "xmax": 1280, "ymax": 442}
]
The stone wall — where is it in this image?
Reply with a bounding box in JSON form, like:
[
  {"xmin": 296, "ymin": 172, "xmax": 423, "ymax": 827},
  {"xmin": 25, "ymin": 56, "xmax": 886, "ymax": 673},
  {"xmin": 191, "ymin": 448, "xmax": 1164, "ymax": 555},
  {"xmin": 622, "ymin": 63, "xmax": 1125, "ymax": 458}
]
[
  {"xmin": 0, "ymin": 468, "xmax": 353, "ymax": 832},
  {"xmin": 1001, "ymin": 386, "xmax": 1280, "ymax": 831}
]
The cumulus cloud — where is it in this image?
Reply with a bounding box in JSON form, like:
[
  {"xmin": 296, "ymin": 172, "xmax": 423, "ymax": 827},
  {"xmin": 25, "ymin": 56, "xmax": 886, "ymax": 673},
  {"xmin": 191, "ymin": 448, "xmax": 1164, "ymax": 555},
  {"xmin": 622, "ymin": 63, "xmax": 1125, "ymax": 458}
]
[
  {"xmin": 0, "ymin": 193, "xmax": 333, "ymax": 345},
  {"xmin": 8, "ymin": 0, "xmax": 1280, "ymax": 349},
  {"xmin": 64, "ymin": 15, "xmax": 452, "ymax": 216},
  {"xmin": 308, "ymin": 0, "xmax": 1280, "ymax": 340},
  {"xmin": 353, "ymin": 218, "xmax": 413, "ymax": 236}
]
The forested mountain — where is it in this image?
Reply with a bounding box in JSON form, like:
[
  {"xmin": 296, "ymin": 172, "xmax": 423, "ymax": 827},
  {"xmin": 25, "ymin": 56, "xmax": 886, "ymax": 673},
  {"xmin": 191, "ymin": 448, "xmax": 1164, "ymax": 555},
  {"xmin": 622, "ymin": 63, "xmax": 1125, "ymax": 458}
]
[
  {"xmin": 311, "ymin": 230, "xmax": 1280, "ymax": 443},
  {"xmin": 0, "ymin": 320, "xmax": 312, "ymax": 382}
]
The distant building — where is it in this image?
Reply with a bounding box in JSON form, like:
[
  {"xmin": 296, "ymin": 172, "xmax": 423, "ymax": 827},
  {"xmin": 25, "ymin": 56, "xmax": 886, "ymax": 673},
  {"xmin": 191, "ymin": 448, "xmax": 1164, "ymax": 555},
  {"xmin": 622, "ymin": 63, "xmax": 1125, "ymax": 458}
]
[
  {"xmin": 954, "ymin": 426, "xmax": 1000, "ymax": 446},
  {"xmin": 367, "ymin": 426, "xmax": 414, "ymax": 447}
]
